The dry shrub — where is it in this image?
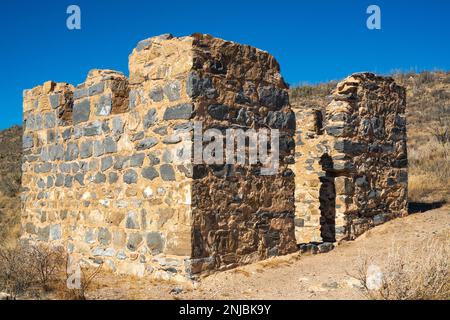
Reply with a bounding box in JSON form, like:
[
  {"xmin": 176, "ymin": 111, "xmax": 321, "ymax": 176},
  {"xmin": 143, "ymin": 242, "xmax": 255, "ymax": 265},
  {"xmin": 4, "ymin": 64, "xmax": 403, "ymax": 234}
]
[
  {"xmin": 0, "ymin": 244, "xmax": 37, "ymax": 298},
  {"xmin": 408, "ymin": 138, "xmax": 450, "ymax": 202},
  {"xmin": 353, "ymin": 236, "xmax": 450, "ymax": 300},
  {"xmin": 28, "ymin": 244, "xmax": 67, "ymax": 291},
  {"xmin": 0, "ymin": 243, "xmax": 68, "ymax": 298},
  {"xmin": 55, "ymin": 259, "xmax": 103, "ymax": 300}
]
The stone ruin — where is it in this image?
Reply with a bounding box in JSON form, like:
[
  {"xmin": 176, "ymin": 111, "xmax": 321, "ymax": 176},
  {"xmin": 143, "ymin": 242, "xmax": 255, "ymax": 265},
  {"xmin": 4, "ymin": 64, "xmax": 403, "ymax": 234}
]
[
  {"xmin": 293, "ymin": 73, "xmax": 408, "ymax": 244},
  {"xmin": 20, "ymin": 34, "xmax": 407, "ymax": 280}
]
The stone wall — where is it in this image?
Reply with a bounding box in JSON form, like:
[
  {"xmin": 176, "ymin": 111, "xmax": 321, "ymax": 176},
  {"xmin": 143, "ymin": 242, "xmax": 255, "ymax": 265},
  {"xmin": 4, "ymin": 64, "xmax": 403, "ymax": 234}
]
[
  {"xmin": 21, "ymin": 34, "xmax": 408, "ymax": 280},
  {"xmin": 21, "ymin": 34, "xmax": 296, "ymax": 280},
  {"xmin": 188, "ymin": 34, "xmax": 297, "ymax": 273},
  {"xmin": 293, "ymin": 73, "xmax": 408, "ymax": 243}
]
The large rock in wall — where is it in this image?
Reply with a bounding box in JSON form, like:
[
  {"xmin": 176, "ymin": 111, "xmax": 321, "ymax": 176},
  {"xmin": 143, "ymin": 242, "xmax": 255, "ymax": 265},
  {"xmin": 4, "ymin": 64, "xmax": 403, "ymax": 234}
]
[
  {"xmin": 21, "ymin": 34, "xmax": 296, "ymax": 280},
  {"xmin": 293, "ymin": 73, "xmax": 408, "ymax": 243}
]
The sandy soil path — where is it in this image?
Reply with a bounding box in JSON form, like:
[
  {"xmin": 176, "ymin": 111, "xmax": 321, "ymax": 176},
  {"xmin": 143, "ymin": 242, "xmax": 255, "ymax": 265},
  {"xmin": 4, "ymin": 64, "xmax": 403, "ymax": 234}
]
[{"xmin": 88, "ymin": 206, "xmax": 450, "ymax": 300}]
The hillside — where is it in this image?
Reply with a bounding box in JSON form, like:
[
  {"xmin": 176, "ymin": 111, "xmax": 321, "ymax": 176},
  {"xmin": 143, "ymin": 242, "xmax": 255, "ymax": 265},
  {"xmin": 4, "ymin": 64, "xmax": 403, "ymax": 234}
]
[{"xmin": 0, "ymin": 125, "xmax": 22, "ymax": 243}]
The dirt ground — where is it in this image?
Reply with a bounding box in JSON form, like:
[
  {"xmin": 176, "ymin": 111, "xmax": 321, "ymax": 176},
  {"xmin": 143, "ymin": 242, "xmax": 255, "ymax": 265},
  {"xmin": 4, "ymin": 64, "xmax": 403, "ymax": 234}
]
[{"xmin": 84, "ymin": 205, "xmax": 449, "ymax": 300}]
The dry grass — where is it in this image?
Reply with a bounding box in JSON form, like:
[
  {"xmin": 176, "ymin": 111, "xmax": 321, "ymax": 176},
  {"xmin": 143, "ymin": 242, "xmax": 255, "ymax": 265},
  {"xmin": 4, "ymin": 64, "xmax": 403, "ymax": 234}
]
[
  {"xmin": 408, "ymin": 139, "xmax": 450, "ymax": 202},
  {"xmin": 352, "ymin": 233, "xmax": 450, "ymax": 300},
  {"xmin": 0, "ymin": 243, "xmax": 102, "ymax": 300}
]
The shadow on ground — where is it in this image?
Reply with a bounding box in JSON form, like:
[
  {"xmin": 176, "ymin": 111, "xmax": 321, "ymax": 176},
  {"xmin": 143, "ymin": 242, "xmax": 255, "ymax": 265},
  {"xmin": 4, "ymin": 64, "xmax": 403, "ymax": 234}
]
[{"xmin": 408, "ymin": 201, "xmax": 445, "ymax": 214}]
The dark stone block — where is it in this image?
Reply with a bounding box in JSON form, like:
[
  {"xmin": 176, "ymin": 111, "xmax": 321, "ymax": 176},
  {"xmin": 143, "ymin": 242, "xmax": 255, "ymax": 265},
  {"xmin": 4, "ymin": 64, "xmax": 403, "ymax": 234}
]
[
  {"xmin": 49, "ymin": 94, "xmax": 60, "ymax": 109},
  {"xmin": 186, "ymin": 71, "xmax": 217, "ymax": 99},
  {"xmin": 98, "ymin": 227, "xmax": 111, "ymax": 245},
  {"xmin": 148, "ymin": 153, "xmax": 161, "ymax": 165},
  {"xmin": 136, "ymin": 137, "xmax": 158, "ymax": 151},
  {"xmin": 131, "ymin": 131, "xmax": 144, "ymax": 142},
  {"xmin": 55, "ymin": 174, "xmax": 64, "ymax": 187},
  {"xmin": 64, "ymin": 175, "xmax": 73, "ymax": 188},
  {"xmin": 83, "ymin": 121, "xmax": 102, "ymax": 137},
  {"xmin": 207, "ymin": 104, "xmax": 229, "ymax": 120},
  {"xmin": 258, "ymin": 86, "xmax": 288, "ymax": 110},
  {"xmin": 142, "ymin": 167, "xmax": 159, "ymax": 180},
  {"xmin": 80, "ymin": 141, "xmax": 93, "ymax": 159},
  {"xmin": 93, "ymin": 140, "xmax": 105, "ymax": 157},
  {"xmin": 160, "ymin": 164, "xmax": 175, "ymax": 181},
  {"xmin": 46, "ymin": 176, "xmax": 54, "ymax": 188},
  {"xmin": 112, "ymin": 117, "xmax": 124, "ymax": 135},
  {"xmin": 73, "ymin": 99, "xmax": 91, "ymax": 124},
  {"xmin": 62, "ymin": 128, "xmax": 72, "ymax": 141},
  {"xmin": 129, "ymin": 153, "xmax": 145, "ymax": 167},
  {"xmin": 326, "ymin": 126, "xmax": 345, "ymax": 137},
  {"xmin": 123, "ymin": 169, "xmax": 138, "ymax": 184},
  {"xmin": 150, "ymin": 87, "xmax": 164, "ymax": 102},
  {"xmin": 104, "ymin": 137, "xmax": 117, "ymax": 154},
  {"xmin": 88, "ymin": 82, "xmax": 105, "ymax": 96},
  {"xmin": 101, "ymin": 156, "xmax": 113, "ymax": 171},
  {"xmin": 73, "ymin": 87, "xmax": 88, "ymax": 100},
  {"xmin": 127, "ymin": 233, "xmax": 143, "ymax": 251},
  {"xmin": 163, "ymin": 104, "xmax": 194, "ymax": 120},
  {"xmin": 113, "ymin": 155, "xmax": 128, "ymax": 170},
  {"xmin": 64, "ymin": 142, "xmax": 79, "ymax": 161},
  {"xmin": 23, "ymin": 135, "xmax": 34, "ymax": 150},
  {"xmin": 38, "ymin": 226, "xmax": 50, "ymax": 242},
  {"xmin": 44, "ymin": 112, "xmax": 57, "ymax": 129},
  {"xmin": 153, "ymin": 126, "xmax": 168, "ymax": 136},
  {"xmin": 108, "ymin": 172, "xmax": 119, "ymax": 184},
  {"xmin": 265, "ymin": 111, "xmax": 295, "ymax": 129},
  {"xmin": 144, "ymin": 108, "xmax": 157, "ymax": 128},
  {"xmin": 146, "ymin": 232, "xmax": 164, "ymax": 253},
  {"xmin": 74, "ymin": 173, "xmax": 85, "ymax": 186},
  {"xmin": 94, "ymin": 172, "xmax": 106, "ymax": 184}
]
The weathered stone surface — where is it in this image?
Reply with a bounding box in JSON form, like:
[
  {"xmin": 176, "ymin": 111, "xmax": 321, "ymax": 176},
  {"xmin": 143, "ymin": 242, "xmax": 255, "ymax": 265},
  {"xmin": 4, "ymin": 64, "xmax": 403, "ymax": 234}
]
[
  {"xmin": 80, "ymin": 141, "xmax": 93, "ymax": 159},
  {"xmin": 104, "ymin": 137, "xmax": 117, "ymax": 153},
  {"xmin": 136, "ymin": 137, "xmax": 158, "ymax": 151},
  {"xmin": 101, "ymin": 156, "xmax": 113, "ymax": 171},
  {"xmin": 93, "ymin": 172, "xmax": 106, "ymax": 184},
  {"xmin": 95, "ymin": 93, "xmax": 112, "ymax": 116},
  {"xmin": 83, "ymin": 121, "xmax": 102, "ymax": 137},
  {"xmin": 127, "ymin": 233, "xmax": 143, "ymax": 251},
  {"xmin": 64, "ymin": 142, "xmax": 79, "ymax": 161},
  {"xmin": 163, "ymin": 81, "xmax": 181, "ymax": 101},
  {"xmin": 23, "ymin": 135, "xmax": 34, "ymax": 150},
  {"xmin": 207, "ymin": 104, "xmax": 229, "ymax": 120},
  {"xmin": 163, "ymin": 104, "xmax": 193, "ymax": 120},
  {"xmin": 144, "ymin": 109, "xmax": 157, "ymax": 128},
  {"xmin": 129, "ymin": 153, "xmax": 145, "ymax": 167},
  {"xmin": 160, "ymin": 164, "xmax": 175, "ymax": 181},
  {"xmin": 149, "ymin": 87, "xmax": 164, "ymax": 102},
  {"xmin": 73, "ymin": 99, "xmax": 91, "ymax": 124},
  {"xmin": 123, "ymin": 169, "xmax": 138, "ymax": 184},
  {"xmin": 258, "ymin": 86, "xmax": 289, "ymax": 110},
  {"xmin": 98, "ymin": 227, "xmax": 111, "ymax": 245},
  {"xmin": 142, "ymin": 167, "xmax": 159, "ymax": 181},
  {"xmin": 146, "ymin": 232, "xmax": 165, "ymax": 253}
]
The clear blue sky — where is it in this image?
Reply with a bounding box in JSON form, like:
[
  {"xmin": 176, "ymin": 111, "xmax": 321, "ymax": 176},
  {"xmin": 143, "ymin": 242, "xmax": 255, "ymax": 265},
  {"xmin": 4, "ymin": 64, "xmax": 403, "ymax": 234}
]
[{"xmin": 0, "ymin": 0, "xmax": 448, "ymax": 130}]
